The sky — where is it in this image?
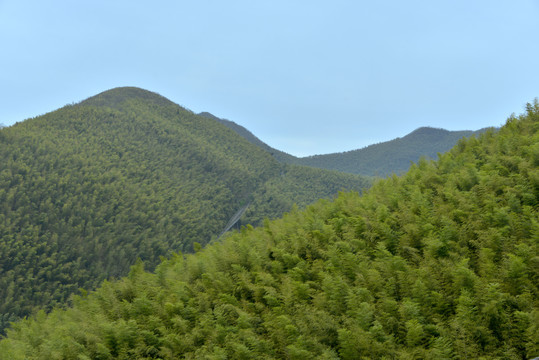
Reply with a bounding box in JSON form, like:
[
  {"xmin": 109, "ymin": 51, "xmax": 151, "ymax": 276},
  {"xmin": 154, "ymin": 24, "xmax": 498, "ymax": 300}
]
[{"xmin": 1, "ymin": 1, "xmax": 538, "ymax": 157}]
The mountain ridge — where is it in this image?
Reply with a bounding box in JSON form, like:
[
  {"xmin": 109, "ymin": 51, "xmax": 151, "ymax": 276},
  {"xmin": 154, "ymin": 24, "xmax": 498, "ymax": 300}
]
[
  {"xmin": 200, "ymin": 111, "xmax": 492, "ymax": 176},
  {"xmin": 198, "ymin": 112, "xmax": 297, "ymax": 163}
]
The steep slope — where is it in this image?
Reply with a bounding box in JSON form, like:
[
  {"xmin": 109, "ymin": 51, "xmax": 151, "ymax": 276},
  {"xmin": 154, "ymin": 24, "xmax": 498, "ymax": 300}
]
[
  {"xmin": 1, "ymin": 102, "xmax": 537, "ymax": 358},
  {"xmin": 0, "ymin": 87, "xmax": 370, "ymax": 334}
]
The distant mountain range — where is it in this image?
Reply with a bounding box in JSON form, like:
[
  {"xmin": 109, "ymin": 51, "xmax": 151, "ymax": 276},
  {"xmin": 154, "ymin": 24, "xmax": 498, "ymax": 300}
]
[{"xmin": 201, "ymin": 112, "xmax": 492, "ymax": 177}]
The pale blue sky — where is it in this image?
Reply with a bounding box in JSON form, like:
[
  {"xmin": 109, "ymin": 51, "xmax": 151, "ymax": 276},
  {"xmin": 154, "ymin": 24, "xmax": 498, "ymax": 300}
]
[{"xmin": 1, "ymin": 1, "xmax": 538, "ymax": 156}]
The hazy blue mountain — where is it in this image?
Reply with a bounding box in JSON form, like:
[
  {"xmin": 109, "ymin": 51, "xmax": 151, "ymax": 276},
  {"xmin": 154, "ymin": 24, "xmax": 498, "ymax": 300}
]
[{"xmin": 296, "ymin": 126, "xmax": 493, "ymax": 176}]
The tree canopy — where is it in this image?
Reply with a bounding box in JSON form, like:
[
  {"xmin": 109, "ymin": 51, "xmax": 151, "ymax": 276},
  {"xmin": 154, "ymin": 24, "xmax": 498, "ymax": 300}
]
[
  {"xmin": 0, "ymin": 87, "xmax": 370, "ymax": 335},
  {"xmin": 1, "ymin": 100, "xmax": 537, "ymax": 359}
]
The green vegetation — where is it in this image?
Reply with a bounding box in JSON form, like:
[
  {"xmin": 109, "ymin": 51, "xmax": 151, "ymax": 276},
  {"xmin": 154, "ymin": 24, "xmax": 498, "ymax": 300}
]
[
  {"xmin": 210, "ymin": 111, "xmax": 490, "ymax": 177},
  {"xmin": 198, "ymin": 112, "xmax": 297, "ymax": 163},
  {"xmin": 0, "ymin": 87, "xmax": 370, "ymax": 335},
  {"xmin": 243, "ymin": 164, "xmax": 367, "ymax": 226},
  {"xmin": 1, "ymin": 101, "xmax": 537, "ymax": 359},
  {"xmin": 296, "ymin": 127, "xmax": 491, "ymax": 176}
]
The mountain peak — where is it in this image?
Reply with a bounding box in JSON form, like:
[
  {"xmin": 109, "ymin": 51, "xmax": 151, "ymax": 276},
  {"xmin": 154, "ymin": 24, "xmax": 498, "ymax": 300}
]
[
  {"xmin": 406, "ymin": 126, "xmax": 451, "ymax": 137},
  {"xmin": 80, "ymin": 87, "xmax": 174, "ymax": 108}
]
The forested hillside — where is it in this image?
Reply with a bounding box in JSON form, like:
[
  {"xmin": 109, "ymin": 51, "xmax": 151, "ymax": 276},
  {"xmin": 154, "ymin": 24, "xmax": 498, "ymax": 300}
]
[
  {"xmin": 0, "ymin": 87, "xmax": 370, "ymax": 334},
  {"xmin": 208, "ymin": 111, "xmax": 490, "ymax": 177},
  {"xmin": 1, "ymin": 101, "xmax": 537, "ymax": 359},
  {"xmin": 296, "ymin": 127, "xmax": 491, "ymax": 176},
  {"xmin": 198, "ymin": 112, "xmax": 296, "ymax": 163}
]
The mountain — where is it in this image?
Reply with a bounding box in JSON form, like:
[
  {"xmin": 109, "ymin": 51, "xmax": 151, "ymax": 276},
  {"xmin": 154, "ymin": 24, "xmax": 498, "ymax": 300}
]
[
  {"xmin": 198, "ymin": 112, "xmax": 297, "ymax": 163},
  {"xmin": 203, "ymin": 112, "xmax": 490, "ymax": 177},
  {"xmin": 1, "ymin": 101, "xmax": 537, "ymax": 358},
  {"xmin": 0, "ymin": 87, "xmax": 371, "ymax": 334},
  {"xmin": 296, "ymin": 126, "xmax": 492, "ymax": 176}
]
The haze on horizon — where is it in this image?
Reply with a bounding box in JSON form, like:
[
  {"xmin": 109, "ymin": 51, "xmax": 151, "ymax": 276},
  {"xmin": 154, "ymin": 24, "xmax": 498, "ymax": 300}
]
[{"xmin": 1, "ymin": 1, "xmax": 538, "ymax": 156}]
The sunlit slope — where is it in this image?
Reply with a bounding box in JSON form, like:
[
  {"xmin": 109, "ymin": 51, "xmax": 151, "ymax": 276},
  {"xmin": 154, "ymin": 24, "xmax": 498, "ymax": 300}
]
[{"xmin": 2, "ymin": 101, "xmax": 537, "ymax": 358}]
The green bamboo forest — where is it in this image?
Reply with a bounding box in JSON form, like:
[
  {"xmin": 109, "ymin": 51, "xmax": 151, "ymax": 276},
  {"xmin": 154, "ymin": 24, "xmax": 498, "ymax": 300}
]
[
  {"xmin": 0, "ymin": 88, "xmax": 538, "ymax": 359},
  {"xmin": 0, "ymin": 87, "xmax": 371, "ymax": 336}
]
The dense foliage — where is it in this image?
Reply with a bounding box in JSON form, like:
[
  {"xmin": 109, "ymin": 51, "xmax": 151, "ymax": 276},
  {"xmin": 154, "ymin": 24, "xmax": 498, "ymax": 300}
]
[
  {"xmin": 0, "ymin": 87, "xmax": 370, "ymax": 334},
  {"xmin": 1, "ymin": 101, "xmax": 537, "ymax": 359}
]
